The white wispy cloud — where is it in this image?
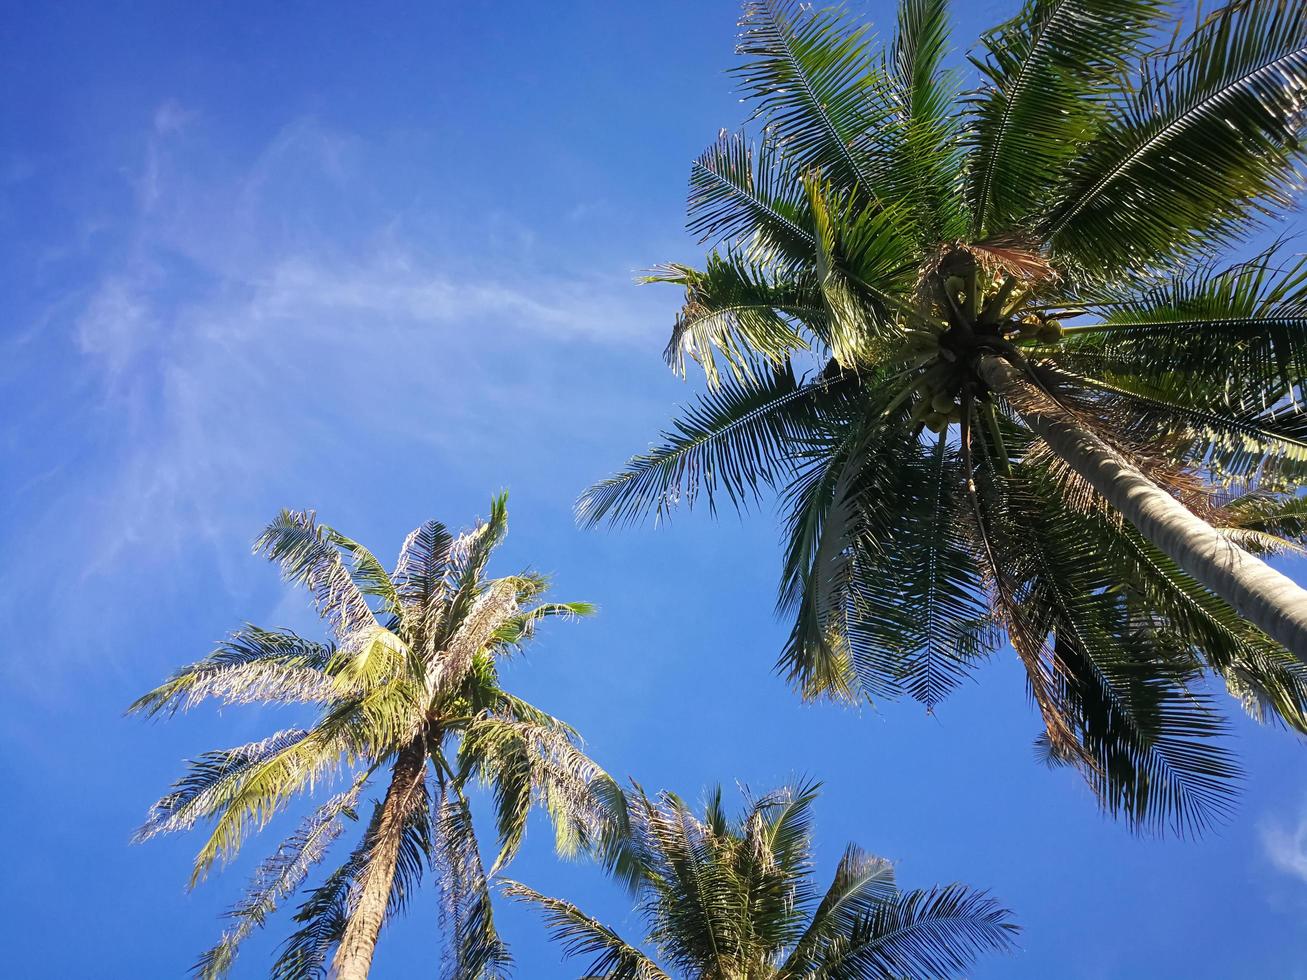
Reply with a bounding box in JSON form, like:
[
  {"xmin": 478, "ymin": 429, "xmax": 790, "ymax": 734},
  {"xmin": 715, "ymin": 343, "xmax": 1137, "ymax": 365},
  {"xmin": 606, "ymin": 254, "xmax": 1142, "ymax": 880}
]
[
  {"xmin": 1262, "ymin": 802, "xmax": 1307, "ymax": 884},
  {"xmin": 2, "ymin": 102, "xmax": 677, "ymax": 680}
]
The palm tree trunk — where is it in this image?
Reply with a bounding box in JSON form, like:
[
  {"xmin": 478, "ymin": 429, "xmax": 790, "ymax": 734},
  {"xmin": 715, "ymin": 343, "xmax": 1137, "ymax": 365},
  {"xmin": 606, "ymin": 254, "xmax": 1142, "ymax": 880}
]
[
  {"xmin": 331, "ymin": 740, "xmax": 427, "ymax": 980},
  {"xmin": 979, "ymin": 354, "xmax": 1307, "ymax": 657}
]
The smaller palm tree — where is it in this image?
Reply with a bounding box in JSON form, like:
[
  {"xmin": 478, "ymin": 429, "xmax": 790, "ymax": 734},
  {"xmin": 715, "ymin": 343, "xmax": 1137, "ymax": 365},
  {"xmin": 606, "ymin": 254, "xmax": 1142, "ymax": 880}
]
[
  {"xmin": 132, "ymin": 496, "xmax": 608, "ymax": 980},
  {"xmin": 506, "ymin": 780, "xmax": 1018, "ymax": 979}
]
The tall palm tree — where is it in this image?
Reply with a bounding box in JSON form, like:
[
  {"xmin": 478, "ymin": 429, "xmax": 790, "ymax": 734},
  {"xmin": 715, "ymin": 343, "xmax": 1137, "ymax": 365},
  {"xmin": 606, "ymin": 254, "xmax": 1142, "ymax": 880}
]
[
  {"xmin": 506, "ymin": 780, "xmax": 1017, "ymax": 979},
  {"xmin": 582, "ymin": 0, "xmax": 1307, "ymax": 833},
  {"xmin": 133, "ymin": 496, "xmax": 608, "ymax": 980}
]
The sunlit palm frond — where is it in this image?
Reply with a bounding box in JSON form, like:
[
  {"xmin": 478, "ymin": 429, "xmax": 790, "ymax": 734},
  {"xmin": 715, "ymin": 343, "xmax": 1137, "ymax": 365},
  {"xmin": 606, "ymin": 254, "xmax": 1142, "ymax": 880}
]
[
  {"xmin": 502, "ymin": 882, "xmax": 670, "ymax": 980},
  {"xmin": 270, "ymin": 851, "xmax": 363, "ymax": 980},
  {"xmin": 883, "ymin": 0, "xmax": 968, "ymax": 245},
  {"xmin": 489, "ymin": 600, "xmax": 596, "ymax": 651},
  {"xmin": 1046, "ymin": 366, "xmax": 1307, "ymax": 488},
  {"xmin": 137, "ymin": 729, "xmax": 312, "ymax": 844},
  {"xmin": 1045, "ymin": 0, "xmax": 1307, "ymax": 272},
  {"xmin": 966, "ymin": 0, "xmax": 1164, "ymax": 236},
  {"xmin": 778, "ymin": 844, "xmax": 896, "ymax": 978},
  {"xmin": 649, "ymin": 253, "xmax": 819, "ymax": 387},
  {"xmin": 579, "ymin": 364, "xmax": 841, "ymax": 526},
  {"xmin": 193, "ymin": 781, "xmax": 364, "ymax": 980},
  {"xmin": 687, "ymin": 133, "xmax": 817, "ymax": 267},
  {"xmin": 515, "ymin": 781, "xmax": 1015, "ymax": 979},
  {"xmin": 734, "ymin": 0, "xmax": 893, "ymax": 198},
  {"xmin": 805, "ymin": 174, "xmax": 917, "ymax": 365},
  {"xmin": 1058, "ymin": 251, "xmax": 1307, "ymax": 410},
  {"xmin": 129, "ymin": 627, "xmax": 337, "ymax": 717},
  {"xmin": 444, "ymin": 494, "xmax": 511, "ymax": 623},
  {"xmin": 461, "ymin": 714, "xmax": 607, "ymax": 872},
  {"xmin": 255, "ymin": 510, "xmax": 384, "ymax": 645},
  {"xmin": 433, "ymin": 789, "xmax": 512, "ymax": 980},
  {"xmin": 810, "ymin": 883, "xmax": 1019, "ymax": 979},
  {"xmin": 392, "ymin": 519, "xmax": 455, "ymax": 649}
]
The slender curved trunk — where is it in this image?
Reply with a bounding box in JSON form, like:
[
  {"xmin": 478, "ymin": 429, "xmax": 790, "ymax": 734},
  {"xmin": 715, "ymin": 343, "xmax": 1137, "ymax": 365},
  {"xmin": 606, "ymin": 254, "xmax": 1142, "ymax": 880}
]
[
  {"xmin": 331, "ymin": 740, "xmax": 427, "ymax": 980},
  {"xmin": 979, "ymin": 355, "xmax": 1307, "ymax": 657}
]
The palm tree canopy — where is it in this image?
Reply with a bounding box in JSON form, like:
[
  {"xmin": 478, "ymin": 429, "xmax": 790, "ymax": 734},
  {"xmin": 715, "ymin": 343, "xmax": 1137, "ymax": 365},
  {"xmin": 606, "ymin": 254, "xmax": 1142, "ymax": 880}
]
[
  {"xmin": 132, "ymin": 496, "xmax": 608, "ymax": 979},
  {"xmin": 581, "ymin": 0, "xmax": 1307, "ymax": 835},
  {"xmin": 506, "ymin": 779, "xmax": 1018, "ymax": 979}
]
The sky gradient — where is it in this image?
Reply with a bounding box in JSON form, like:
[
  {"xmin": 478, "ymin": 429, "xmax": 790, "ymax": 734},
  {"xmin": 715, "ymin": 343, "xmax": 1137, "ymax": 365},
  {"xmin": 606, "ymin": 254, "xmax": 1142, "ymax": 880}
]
[{"xmin": 4, "ymin": 1, "xmax": 1307, "ymax": 976}]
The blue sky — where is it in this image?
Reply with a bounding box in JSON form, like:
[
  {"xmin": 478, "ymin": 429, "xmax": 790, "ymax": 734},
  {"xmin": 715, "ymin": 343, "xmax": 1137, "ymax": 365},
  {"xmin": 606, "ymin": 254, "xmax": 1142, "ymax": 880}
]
[{"xmin": 4, "ymin": 1, "xmax": 1307, "ymax": 976}]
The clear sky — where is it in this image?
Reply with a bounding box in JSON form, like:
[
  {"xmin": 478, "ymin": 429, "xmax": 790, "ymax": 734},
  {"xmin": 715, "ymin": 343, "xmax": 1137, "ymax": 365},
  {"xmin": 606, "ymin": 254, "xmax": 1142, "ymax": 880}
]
[{"xmin": 3, "ymin": 1, "xmax": 1307, "ymax": 977}]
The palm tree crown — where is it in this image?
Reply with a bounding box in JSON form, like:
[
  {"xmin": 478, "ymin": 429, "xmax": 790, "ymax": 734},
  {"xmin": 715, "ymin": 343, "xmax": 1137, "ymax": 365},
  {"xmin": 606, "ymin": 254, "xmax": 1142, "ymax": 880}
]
[
  {"xmin": 506, "ymin": 780, "xmax": 1018, "ymax": 979},
  {"xmin": 133, "ymin": 496, "xmax": 608, "ymax": 979},
  {"xmin": 582, "ymin": 0, "xmax": 1307, "ymax": 833}
]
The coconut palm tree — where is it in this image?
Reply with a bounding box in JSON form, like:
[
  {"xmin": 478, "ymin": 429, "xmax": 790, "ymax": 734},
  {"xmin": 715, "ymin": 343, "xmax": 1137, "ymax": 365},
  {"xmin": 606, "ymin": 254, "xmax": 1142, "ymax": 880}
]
[
  {"xmin": 133, "ymin": 496, "xmax": 608, "ymax": 980},
  {"xmin": 505, "ymin": 779, "xmax": 1017, "ymax": 979},
  {"xmin": 581, "ymin": 0, "xmax": 1307, "ymax": 833}
]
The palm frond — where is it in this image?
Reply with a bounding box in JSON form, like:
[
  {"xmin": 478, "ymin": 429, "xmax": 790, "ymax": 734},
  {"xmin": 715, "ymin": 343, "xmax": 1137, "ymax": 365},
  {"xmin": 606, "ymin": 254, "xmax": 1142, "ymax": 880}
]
[
  {"xmin": 637, "ymin": 792, "xmax": 745, "ymax": 977},
  {"xmin": 884, "ymin": 0, "xmax": 968, "ymax": 245},
  {"xmin": 1046, "ymin": 0, "xmax": 1307, "ymax": 272},
  {"xmin": 734, "ymin": 0, "xmax": 892, "ymax": 197},
  {"xmin": 489, "ymin": 600, "xmax": 597, "ymax": 651},
  {"xmin": 193, "ymin": 781, "xmax": 363, "ymax": 979},
  {"xmin": 804, "ymin": 174, "xmax": 916, "ymax": 365},
  {"xmin": 578, "ymin": 364, "xmax": 839, "ymax": 526},
  {"xmin": 862, "ymin": 433, "xmax": 993, "ymax": 709},
  {"xmin": 433, "ymin": 789, "xmax": 512, "ymax": 980},
  {"xmin": 1045, "ymin": 365, "xmax": 1307, "ymax": 488},
  {"xmin": 502, "ymin": 881, "xmax": 670, "ymax": 980},
  {"xmin": 137, "ymin": 729, "xmax": 311, "ymax": 844},
  {"xmin": 255, "ymin": 511, "xmax": 383, "ymax": 645},
  {"xmin": 177, "ymin": 680, "xmax": 420, "ymax": 883},
  {"xmin": 1059, "ymin": 251, "xmax": 1307, "ymax": 409},
  {"xmin": 966, "ymin": 0, "xmax": 1163, "ymax": 236},
  {"xmin": 1080, "ymin": 503, "xmax": 1307, "ymax": 732},
  {"xmin": 431, "ymin": 578, "xmax": 520, "ymax": 696},
  {"xmin": 443, "ymin": 494, "xmax": 511, "ymax": 639},
  {"xmin": 1009, "ymin": 475, "xmax": 1242, "ymax": 834},
  {"xmin": 811, "ymin": 883, "xmax": 1019, "ymax": 979},
  {"xmin": 778, "ymin": 844, "xmax": 896, "ymax": 978},
  {"xmin": 687, "ymin": 133, "xmax": 817, "ymax": 266},
  {"xmin": 460, "ymin": 715, "xmax": 607, "ymax": 872},
  {"xmin": 392, "ymin": 519, "xmax": 455, "ymax": 652},
  {"xmin": 271, "ymin": 847, "xmax": 367, "ymax": 980},
  {"xmin": 130, "ymin": 627, "xmax": 337, "ymax": 717},
  {"xmin": 650, "ymin": 254, "xmax": 818, "ymax": 386}
]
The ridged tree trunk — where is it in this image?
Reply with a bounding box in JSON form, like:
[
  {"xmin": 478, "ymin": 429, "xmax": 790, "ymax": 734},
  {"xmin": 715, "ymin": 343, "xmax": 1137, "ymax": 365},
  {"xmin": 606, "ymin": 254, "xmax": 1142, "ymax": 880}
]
[
  {"xmin": 979, "ymin": 355, "xmax": 1307, "ymax": 657},
  {"xmin": 331, "ymin": 740, "xmax": 427, "ymax": 980}
]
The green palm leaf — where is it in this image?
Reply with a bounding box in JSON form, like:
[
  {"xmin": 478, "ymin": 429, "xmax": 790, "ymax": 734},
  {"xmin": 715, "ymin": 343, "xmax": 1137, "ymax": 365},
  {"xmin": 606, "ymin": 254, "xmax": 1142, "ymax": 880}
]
[
  {"xmin": 812, "ymin": 883, "xmax": 1019, "ymax": 979},
  {"xmin": 579, "ymin": 364, "xmax": 842, "ymax": 525},
  {"xmin": 1045, "ymin": 0, "xmax": 1307, "ymax": 272},
  {"xmin": 649, "ymin": 254, "xmax": 818, "ymax": 386},
  {"xmin": 687, "ymin": 134, "xmax": 817, "ymax": 267},
  {"xmin": 129, "ymin": 626, "xmax": 337, "ymax": 716},
  {"xmin": 734, "ymin": 0, "xmax": 892, "ymax": 197},
  {"xmin": 502, "ymin": 882, "xmax": 670, "ymax": 980},
  {"xmin": 883, "ymin": 0, "xmax": 968, "ymax": 246},
  {"xmin": 966, "ymin": 0, "xmax": 1164, "ymax": 236},
  {"xmin": 193, "ymin": 781, "xmax": 363, "ymax": 980}
]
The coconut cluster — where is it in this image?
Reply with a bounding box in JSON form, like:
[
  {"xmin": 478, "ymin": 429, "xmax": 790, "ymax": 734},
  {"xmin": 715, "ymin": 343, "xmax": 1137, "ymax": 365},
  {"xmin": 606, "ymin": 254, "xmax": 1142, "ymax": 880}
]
[{"xmin": 896, "ymin": 248, "xmax": 1062, "ymax": 434}]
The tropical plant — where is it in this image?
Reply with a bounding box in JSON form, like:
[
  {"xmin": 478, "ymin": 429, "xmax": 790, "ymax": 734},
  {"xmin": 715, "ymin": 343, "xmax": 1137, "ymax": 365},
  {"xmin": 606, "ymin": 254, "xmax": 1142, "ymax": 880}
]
[
  {"xmin": 581, "ymin": 0, "xmax": 1307, "ymax": 834},
  {"xmin": 132, "ymin": 496, "xmax": 608, "ymax": 980},
  {"xmin": 506, "ymin": 779, "xmax": 1018, "ymax": 979}
]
